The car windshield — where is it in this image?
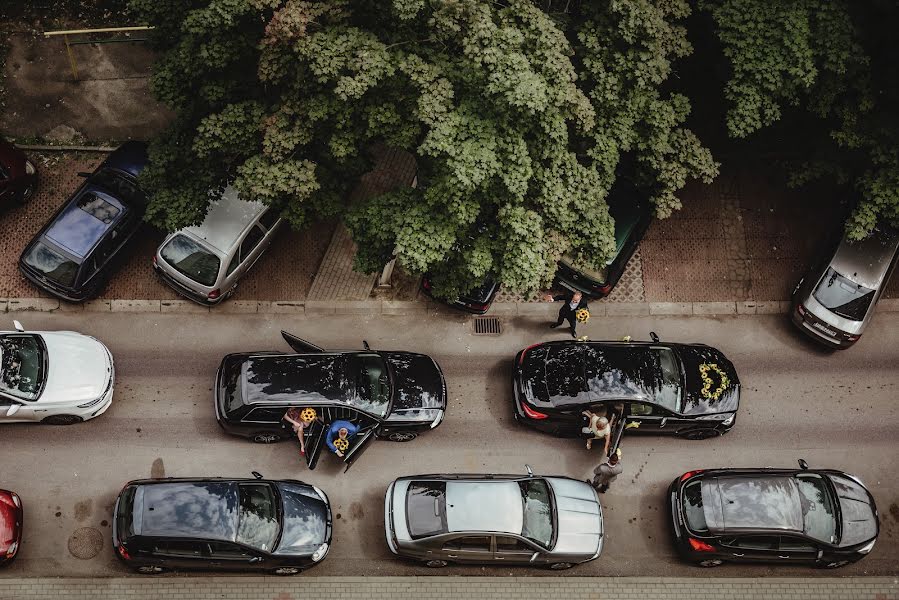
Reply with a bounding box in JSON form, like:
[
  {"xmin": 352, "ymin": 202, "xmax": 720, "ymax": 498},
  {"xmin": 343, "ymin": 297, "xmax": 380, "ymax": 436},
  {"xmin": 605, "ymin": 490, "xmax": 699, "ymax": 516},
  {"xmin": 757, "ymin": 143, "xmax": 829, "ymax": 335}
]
[
  {"xmin": 813, "ymin": 267, "xmax": 876, "ymax": 321},
  {"xmin": 0, "ymin": 334, "xmax": 45, "ymax": 401},
  {"xmin": 354, "ymin": 353, "xmax": 390, "ymax": 418},
  {"xmin": 91, "ymin": 168, "xmax": 145, "ymax": 205},
  {"xmin": 236, "ymin": 483, "xmax": 280, "ymax": 552},
  {"xmin": 23, "ymin": 242, "xmax": 79, "ymax": 288},
  {"xmin": 682, "ymin": 480, "xmax": 708, "ymax": 532},
  {"xmin": 654, "ymin": 347, "xmax": 682, "ymax": 411},
  {"xmin": 795, "ymin": 474, "xmax": 837, "ymax": 543},
  {"xmin": 518, "ymin": 479, "xmax": 553, "ymax": 548},
  {"xmin": 406, "ymin": 481, "xmax": 447, "ymax": 539},
  {"xmin": 160, "ymin": 234, "xmax": 221, "ymax": 286}
]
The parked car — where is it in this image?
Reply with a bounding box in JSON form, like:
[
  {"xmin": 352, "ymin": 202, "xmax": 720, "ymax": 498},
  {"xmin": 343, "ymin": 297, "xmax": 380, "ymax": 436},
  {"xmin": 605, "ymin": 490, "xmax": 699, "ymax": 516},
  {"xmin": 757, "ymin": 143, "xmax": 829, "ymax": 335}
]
[
  {"xmin": 18, "ymin": 141, "xmax": 148, "ymax": 302},
  {"xmin": 112, "ymin": 473, "xmax": 331, "ymax": 575},
  {"xmin": 668, "ymin": 460, "xmax": 879, "ymax": 568},
  {"xmin": 215, "ymin": 331, "xmax": 446, "ymax": 471},
  {"xmin": 791, "ymin": 225, "xmax": 899, "ymax": 349},
  {"xmin": 512, "ymin": 334, "xmax": 739, "ymax": 449},
  {"xmin": 154, "ymin": 186, "xmax": 283, "ymax": 305},
  {"xmin": 0, "ymin": 320, "xmax": 114, "ymax": 425},
  {"xmin": 421, "ymin": 273, "xmax": 500, "ymax": 314},
  {"xmin": 385, "ymin": 467, "xmax": 603, "ymax": 570},
  {"xmin": 0, "ymin": 489, "xmax": 22, "ymax": 566},
  {"xmin": 0, "ymin": 138, "xmax": 37, "ymax": 206},
  {"xmin": 554, "ymin": 179, "xmax": 652, "ymax": 298}
]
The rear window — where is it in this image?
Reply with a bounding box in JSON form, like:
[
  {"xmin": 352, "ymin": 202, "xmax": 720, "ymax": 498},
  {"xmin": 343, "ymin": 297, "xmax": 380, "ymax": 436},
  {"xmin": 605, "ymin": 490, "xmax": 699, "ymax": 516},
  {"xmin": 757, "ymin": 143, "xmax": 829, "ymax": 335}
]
[
  {"xmin": 115, "ymin": 485, "xmax": 137, "ymax": 540},
  {"xmin": 23, "ymin": 242, "xmax": 79, "ymax": 288},
  {"xmin": 813, "ymin": 267, "xmax": 875, "ymax": 321},
  {"xmin": 406, "ymin": 481, "xmax": 447, "ymax": 539},
  {"xmin": 161, "ymin": 234, "xmax": 221, "ymax": 286},
  {"xmin": 91, "ymin": 168, "xmax": 145, "ymax": 206},
  {"xmin": 682, "ymin": 480, "xmax": 708, "ymax": 532}
]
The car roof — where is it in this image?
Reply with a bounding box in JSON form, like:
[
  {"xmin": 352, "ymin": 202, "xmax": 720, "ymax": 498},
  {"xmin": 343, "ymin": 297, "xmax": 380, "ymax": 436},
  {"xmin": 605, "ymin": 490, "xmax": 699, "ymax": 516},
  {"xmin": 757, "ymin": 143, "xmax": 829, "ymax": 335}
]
[
  {"xmin": 829, "ymin": 227, "xmax": 899, "ymax": 288},
  {"xmin": 702, "ymin": 474, "xmax": 804, "ymax": 533},
  {"xmin": 182, "ymin": 186, "xmax": 267, "ymax": 254},
  {"xmin": 445, "ymin": 480, "xmax": 524, "ymax": 535},
  {"xmin": 243, "ymin": 353, "xmax": 355, "ymax": 406},
  {"xmin": 44, "ymin": 190, "xmax": 125, "ymax": 259},
  {"xmin": 132, "ymin": 481, "xmax": 239, "ymax": 541}
]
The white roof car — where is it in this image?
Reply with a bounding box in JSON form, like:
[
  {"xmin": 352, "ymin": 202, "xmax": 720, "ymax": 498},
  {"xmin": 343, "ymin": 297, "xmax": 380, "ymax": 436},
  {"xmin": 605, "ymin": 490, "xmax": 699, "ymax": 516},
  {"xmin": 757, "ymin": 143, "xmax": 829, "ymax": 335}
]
[{"xmin": 0, "ymin": 320, "xmax": 114, "ymax": 425}]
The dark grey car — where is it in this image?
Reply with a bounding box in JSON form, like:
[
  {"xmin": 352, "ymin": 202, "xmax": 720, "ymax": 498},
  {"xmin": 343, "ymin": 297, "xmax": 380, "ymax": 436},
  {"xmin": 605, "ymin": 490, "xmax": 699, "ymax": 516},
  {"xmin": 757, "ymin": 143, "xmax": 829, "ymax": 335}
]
[
  {"xmin": 791, "ymin": 225, "xmax": 899, "ymax": 348},
  {"xmin": 384, "ymin": 469, "xmax": 603, "ymax": 570}
]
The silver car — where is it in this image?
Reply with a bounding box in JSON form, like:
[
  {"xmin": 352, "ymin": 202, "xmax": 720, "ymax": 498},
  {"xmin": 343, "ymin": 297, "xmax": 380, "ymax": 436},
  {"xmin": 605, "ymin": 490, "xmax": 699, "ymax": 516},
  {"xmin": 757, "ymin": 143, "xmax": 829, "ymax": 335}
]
[
  {"xmin": 791, "ymin": 225, "xmax": 899, "ymax": 348},
  {"xmin": 153, "ymin": 186, "xmax": 282, "ymax": 304},
  {"xmin": 384, "ymin": 468, "xmax": 603, "ymax": 570}
]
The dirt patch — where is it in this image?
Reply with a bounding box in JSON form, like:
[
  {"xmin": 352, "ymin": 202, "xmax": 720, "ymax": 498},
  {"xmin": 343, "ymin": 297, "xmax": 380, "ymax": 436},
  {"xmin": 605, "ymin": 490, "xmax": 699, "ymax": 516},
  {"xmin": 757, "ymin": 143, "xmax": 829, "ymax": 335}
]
[
  {"xmin": 74, "ymin": 499, "xmax": 92, "ymax": 522},
  {"xmin": 150, "ymin": 457, "xmax": 165, "ymax": 479}
]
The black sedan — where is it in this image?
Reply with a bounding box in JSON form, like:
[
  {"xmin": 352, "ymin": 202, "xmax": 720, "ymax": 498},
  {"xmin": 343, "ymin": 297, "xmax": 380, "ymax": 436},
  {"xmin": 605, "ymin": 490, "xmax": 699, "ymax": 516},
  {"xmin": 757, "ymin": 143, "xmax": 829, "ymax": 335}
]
[
  {"xmin": 112, "ymin": 473, "xmax": 331, "ymax": 575},
  {"xmin": 215, "ymin": 331, "xmax": 447, "ymax": 471},
  {"xmin": 18, "ymin": 141, "xmax": 148, "ymax": 302},
  {"xmin": 668, "ymin": 461, "xmax": 879, "ymax": 568},
  {"xmin": 512, "ymin": 334, "xmax": 740, "ymax": 449},
  {"xmin": 421, "ymin": 273, "xmax": 501, "ymax": 314}
]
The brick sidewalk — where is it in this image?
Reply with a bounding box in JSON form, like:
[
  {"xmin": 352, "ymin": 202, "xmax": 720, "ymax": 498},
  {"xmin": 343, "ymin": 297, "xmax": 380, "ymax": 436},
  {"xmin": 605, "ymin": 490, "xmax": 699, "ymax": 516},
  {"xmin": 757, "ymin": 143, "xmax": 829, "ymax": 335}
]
[{"xmin": 0, "ymin": 576, "xmax": 895, "ymax": 600}]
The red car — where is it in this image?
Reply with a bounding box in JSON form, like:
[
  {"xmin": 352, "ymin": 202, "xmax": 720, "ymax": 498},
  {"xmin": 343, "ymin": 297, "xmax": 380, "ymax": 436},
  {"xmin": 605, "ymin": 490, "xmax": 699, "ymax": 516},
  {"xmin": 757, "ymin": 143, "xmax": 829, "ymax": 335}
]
[
  {"xmin": 0, "ymin": 489, "xmax": 22, "ymax": 565},
  {"xmin": 0, "ymin": 138, "xmax": 37, "ymax": 206}
]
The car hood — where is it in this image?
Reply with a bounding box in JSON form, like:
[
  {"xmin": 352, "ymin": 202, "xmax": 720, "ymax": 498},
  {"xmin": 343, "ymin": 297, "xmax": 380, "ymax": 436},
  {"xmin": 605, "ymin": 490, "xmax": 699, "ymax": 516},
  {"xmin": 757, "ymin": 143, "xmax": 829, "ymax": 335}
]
[
  {"xmin": 828, "ymin": 474, "xmax": 879, "ymax": 548},
  {"xmin": 546, "ymin": 478, "xmax": 602, "ymax": 556},
  {"xmin": 384, "ymin": 353, "xmax": 446, "ymax": 412},
  {"xmin": 273, "ymin": 483, "xmax": 330, "ymax": 556},
  {"xmin": 40, "ymin": 332, "xmax": 111, "ymax": 403},
  {"xmin": 677, "ymin": 346, "xmax": 740, "ymax": 416}
]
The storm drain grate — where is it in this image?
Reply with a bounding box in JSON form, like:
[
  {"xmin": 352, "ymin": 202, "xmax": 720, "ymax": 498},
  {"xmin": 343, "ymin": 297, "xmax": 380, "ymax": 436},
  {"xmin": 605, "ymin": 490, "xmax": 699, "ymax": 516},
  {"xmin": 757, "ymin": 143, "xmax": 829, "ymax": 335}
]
[{"xmin": 473, "ymin": 316, "xmax": 502, "ymax": 335}]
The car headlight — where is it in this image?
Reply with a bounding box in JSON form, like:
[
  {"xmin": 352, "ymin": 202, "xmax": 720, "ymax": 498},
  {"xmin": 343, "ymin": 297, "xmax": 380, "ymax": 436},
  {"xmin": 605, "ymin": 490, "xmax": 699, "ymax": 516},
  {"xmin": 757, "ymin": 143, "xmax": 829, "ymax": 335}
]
[
  {"xmin": 311, "ymin": 542, "xmax": 329, "ymax": 562},
  {"xmin": 312, "ymin": 486, "xmax": 329, "ymax": 504},
  {"xmin": 696, "ymin": 413, "xmax": 734, "ymax": 425},
  {"xmin": 78, "ymin": 395, "xmax": 106, "ymax": 409},
  {"xmin": 857, "ymin": 539, "xmax": 876, "ymax": 554},
  {"xmin": 11, "ymin": 493, "xmax": 20, "ymax": 508},
  {"xmin": 721, "ymin": 414, "xmax": 735, "ymax": 426},
  {"xmin": 25, "ymin": 160, "xmax": 35, "ymax": 175},
  {"xmin": 5, "ymin": 541, "xmax": 17, "ymax": 558}
]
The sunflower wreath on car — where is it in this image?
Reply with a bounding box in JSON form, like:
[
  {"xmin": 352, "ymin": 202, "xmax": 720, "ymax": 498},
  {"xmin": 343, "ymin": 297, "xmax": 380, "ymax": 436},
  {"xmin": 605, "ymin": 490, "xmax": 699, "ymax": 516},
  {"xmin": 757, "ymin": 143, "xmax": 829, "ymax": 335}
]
[
  {"xmin": 333, "ymin": 438, "xmax": 350, "ymax": 452},
  {"xmin": 699, "ymin": 363, "xmax": 730, "ymax": 400},
  {"xmin": 300, "ymin": 408, "xmax": 317, "ymax": 422},
  {"xmin": 575, "ymin": 308, "xmax": 590, "ymax": 323}
]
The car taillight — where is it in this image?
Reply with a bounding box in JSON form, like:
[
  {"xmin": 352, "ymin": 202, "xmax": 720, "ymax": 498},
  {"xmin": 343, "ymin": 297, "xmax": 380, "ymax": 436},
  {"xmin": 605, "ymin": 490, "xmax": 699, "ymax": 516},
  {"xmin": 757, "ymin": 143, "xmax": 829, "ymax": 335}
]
[
  {"xmin": 680, "ymin": 470, "xmax": 704, "ymax": 482},
  {"xmin": 207, "ymin": 288, "xmax": 221, "ymax": 300},
  {"xmin": 518, "ymin": 343, "xmax": 543, "ymax": 366},
  {"xmin": 117, "ymin": 544, "xmax": 131, "ymax": 560},
  {"xmin": 796, "ymin": 304, "xmax": 806, "ymax": 316},
  {"xmin": 521, "ymin": 401, "xmax": 548, "ymax": 420},
  {"xmin": 688, "ymin": 538, "xmax": 715, "ymax": 552},
  {"xmin": 152, "ymin": 255, "xmax": 157, "ymax": 267},
  {"xmin": 422, "ymin": 278, "xmax": 431, "ymax": 291},
  {"xmin": 846, "ymin": 335, "xmax": 859, "ymax": 342},
  {"xmin": 469, "ymin": 302, "xmax": 489, "ymax": 311},
  {"xmin": 593, "ymin": 282, "xmax": 612, "ymax": 294}
]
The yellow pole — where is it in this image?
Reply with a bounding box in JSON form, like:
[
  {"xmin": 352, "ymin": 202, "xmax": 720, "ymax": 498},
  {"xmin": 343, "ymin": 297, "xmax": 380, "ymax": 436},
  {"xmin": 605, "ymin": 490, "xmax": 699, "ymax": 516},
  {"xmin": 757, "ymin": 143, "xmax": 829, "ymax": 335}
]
[{"xmin": 63, "ymin": 34, "xmax": 78, "ymax": 80}]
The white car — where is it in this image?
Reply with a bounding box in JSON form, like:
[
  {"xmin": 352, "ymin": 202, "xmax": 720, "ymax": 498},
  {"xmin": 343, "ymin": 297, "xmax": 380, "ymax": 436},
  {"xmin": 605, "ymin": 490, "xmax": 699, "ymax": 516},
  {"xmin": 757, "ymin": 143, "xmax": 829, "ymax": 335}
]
[{"xmin": 0, "ymin": 321, "xmax": 114, "ymax": 425}]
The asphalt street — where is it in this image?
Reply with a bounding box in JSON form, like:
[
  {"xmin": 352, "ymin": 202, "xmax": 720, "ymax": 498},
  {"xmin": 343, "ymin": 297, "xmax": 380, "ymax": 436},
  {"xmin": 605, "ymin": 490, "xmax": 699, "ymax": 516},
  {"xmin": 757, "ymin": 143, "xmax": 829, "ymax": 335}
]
[{"xmin": 0, "ymin": 309, "xmax": 897, "ymax": 579}]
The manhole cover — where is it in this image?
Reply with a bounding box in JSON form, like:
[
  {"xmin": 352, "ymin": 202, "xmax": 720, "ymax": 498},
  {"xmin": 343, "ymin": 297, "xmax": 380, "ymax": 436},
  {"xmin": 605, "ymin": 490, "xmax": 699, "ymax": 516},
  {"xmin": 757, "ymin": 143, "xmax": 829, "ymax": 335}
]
[
  {"xmin": 473, "ymin": 316, "xmax": 502, "ymax": 335},
  {"xmin": 68, "ymin": 527, "xmax": 103, "ymax": 559}
]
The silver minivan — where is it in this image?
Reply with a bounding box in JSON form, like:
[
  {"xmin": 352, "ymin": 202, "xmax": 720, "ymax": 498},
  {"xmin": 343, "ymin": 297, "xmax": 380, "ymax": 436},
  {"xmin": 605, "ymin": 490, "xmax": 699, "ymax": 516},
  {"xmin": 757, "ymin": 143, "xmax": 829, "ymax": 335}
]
[
  {"xmin": 153, "ymin": 186, "xmax": 282, "ymax": 304},
  {"xmin": 791, "ymin": 225, "xmax": 899, "ymax": 348}
]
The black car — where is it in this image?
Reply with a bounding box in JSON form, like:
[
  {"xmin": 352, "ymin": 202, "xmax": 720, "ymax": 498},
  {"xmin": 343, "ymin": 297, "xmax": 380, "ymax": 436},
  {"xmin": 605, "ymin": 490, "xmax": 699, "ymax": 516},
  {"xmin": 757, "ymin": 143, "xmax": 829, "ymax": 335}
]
[
  {"xmin": 18, "ymin": 141, "xmax": 148, "ymax": 302},
  {"xmin": 0, "ymin": 137, "xmax": 37, "ymax": 207},
  {"xmin": 215, "ymin": 331, "xmax": 447, "ymax": 471},
  {"xmin": 668, "ymin": 461, "xmax": 879, "ymax": 569},
  {"xmin": 112, "ymin": 473, "xmax": 332, "ymax": 575},
  {"xmin": 512, "ymin": 334, "xmax": 740, "ymax": 449},
  {"xmin": 554, "ymin": 178, "xmax": 652, "ymax": 298},
  {"xmin": 421, "ymin": 273, "xmax": 501, "ymax": 314}
]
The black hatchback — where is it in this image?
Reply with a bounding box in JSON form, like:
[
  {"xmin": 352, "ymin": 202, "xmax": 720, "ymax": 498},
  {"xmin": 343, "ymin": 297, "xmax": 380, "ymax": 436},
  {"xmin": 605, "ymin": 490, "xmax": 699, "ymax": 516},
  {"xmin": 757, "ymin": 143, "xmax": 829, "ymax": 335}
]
[
  {"xmin": 668, "ymin": 461, "xmax": 879, "ymax": 569},
  {"xmin": 112, "ymin": 474, "xmax": 332, "ymax": 575},
  {"xmin": 215, "ymin": 331, "xmax": 447, "ymax": 471},
  {"xmin": 512, "ymin": 335, "xmax": 740, "ymax": 447},
  {"xmin": 18, "ymin": 142, "xmax": 148, "ymax": 301}
]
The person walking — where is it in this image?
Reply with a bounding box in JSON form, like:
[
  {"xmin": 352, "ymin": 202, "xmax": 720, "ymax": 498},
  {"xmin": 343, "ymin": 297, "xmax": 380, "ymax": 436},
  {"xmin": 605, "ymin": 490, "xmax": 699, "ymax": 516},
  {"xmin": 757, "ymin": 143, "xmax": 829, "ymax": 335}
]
[
  {"xmin": 544, "ymin": 290, "xmax": 589, "ymax": 338},
  {"xmin": 590, "ymin": 450, "xmax": 623, "ymax": 493}
]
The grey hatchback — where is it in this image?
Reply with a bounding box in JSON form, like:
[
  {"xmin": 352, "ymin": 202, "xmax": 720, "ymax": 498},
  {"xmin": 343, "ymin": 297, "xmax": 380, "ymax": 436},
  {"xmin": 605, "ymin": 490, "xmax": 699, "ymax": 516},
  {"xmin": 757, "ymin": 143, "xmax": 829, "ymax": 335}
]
[
  {"xmin": 384, "ymin": 468, "xmax": 603, "ymax": 570},
  {"xmin": 791, "ymin": 225, "xmax": 899, "ymax": 348}
]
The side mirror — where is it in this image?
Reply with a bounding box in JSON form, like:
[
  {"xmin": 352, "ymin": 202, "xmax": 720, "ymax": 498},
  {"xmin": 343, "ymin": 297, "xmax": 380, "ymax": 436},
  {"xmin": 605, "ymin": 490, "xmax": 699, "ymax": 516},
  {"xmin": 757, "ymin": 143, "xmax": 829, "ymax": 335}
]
[
  {"xmin": 13, "ymin": 320, "xmax": 24, "ymax": 332},
  {"xmin": 525, "ymin": 464, "xmax": 533, "ymax": 477},
  {"xmin": 363, "ymin": 340, "xmax": 371, "ymax": 350},
  {"xmin": 77, "ymin": 171, "xmax": 92, "ymax": 178},
  {"xmin": 6, "ymin": 404, "xmax": 21, "ymax": 417},
  {"xmin": 649, "ymin": 331, "xmax": 659, "ymax": 343},
  {"xmin": 798, "ymin": 459, "xmax": 809, "ymax": 470},
  {"xmin": 251, "ymin": 471, "xmax": 263, "ymax": 480},
  {"xmin": 248, "ymin": 556, "xmax": 264, "ymax": 563}
]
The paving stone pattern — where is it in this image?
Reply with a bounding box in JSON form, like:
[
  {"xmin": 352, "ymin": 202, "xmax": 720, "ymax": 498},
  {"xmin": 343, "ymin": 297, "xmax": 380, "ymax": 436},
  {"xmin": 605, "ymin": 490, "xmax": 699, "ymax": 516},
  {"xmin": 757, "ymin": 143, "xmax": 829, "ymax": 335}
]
[{"xmin": 0, "ymin": 576, "xmax": 895, "ymax": 600}]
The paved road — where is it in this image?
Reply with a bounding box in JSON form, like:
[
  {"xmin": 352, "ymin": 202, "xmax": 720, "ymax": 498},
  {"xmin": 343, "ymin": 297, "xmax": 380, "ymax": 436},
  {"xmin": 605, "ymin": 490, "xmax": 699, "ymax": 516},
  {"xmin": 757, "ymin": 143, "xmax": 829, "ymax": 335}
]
[{"xmin": 1, "ymin": 310, "xmax": 897, "ymax": 579}]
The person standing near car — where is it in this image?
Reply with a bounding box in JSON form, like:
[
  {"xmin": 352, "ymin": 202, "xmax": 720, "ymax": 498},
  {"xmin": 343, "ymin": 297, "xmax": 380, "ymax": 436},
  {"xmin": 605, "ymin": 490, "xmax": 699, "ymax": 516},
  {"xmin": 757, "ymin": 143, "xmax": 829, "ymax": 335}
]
[
  {"xmin": 544, "ymin": 290, "xmax": 589, "ymax": 338},
  {"xmin": 326, "ymin": 420, "xmax": 359, "ymax": 458},
  {"xmin": 283, "ymin": 407, "xmax": 317, "ymax": 459},
  {"xmin": 590, "ymin": 450, "xmax": 623, "ymax": 494}
]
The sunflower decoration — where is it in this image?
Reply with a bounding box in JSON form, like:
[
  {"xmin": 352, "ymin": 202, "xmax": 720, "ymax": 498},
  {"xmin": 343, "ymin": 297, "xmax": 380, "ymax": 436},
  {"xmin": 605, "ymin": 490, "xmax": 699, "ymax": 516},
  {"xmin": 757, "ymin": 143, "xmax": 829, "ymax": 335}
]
[
  {"xmin": 575, "ymin": 308, "xmax": 590, "ymax": 323},
  {"xmin": 699, "ymin": 363, "xmax": 730, "ymax": 401},
  {"xmin": 333, "ymin": 438, "xmax": 350, "ymax": 452},
  {"xmin": 300, "ymin": 408, "xmax": 317, "ymax": 423}
]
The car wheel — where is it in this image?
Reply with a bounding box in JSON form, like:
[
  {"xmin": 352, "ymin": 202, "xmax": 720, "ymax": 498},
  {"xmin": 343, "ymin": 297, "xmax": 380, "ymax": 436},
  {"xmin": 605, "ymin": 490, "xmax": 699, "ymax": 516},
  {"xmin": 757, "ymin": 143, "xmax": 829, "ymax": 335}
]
[
  {"xmin": 549, "ymin": 562, "xmax": 574, "ymax": 570},
  {"xmin": 386, "ymin": 431, "xmax": 418, "ymax": 442},
  {"xmin": 819, "ymin": 560, "xmax": 850, "ymax": 569},
  {"xmin": 698, "ymin": 559, "xmax": 723, "ymax": 567},
  {"xmin": 42, "ymin": 414, "xmax": 84, "ymax": 425},
  {"xmin": 135, "ymin": 565, "xmax": 166, "ymax": 574},
  {"xmin": 680, "ymin": 428, "xmax": 720, "ymax": 441},
  {"xmin": 252, "ymin": 433, "xmax": 282, "ymax": 443},
  {"xmin": 425, "ymin": 559, "xmax": 448, "ymax": 568},
  {"xmin": 271, "ymin": 567, "xmax": 301, "ymax": 575}
]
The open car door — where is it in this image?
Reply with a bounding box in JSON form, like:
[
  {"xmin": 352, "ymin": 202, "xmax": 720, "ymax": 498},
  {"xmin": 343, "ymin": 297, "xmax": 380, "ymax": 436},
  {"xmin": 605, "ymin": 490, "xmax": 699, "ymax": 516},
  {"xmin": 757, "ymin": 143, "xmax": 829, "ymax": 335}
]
[
  {"xmin": 304, "ymin": 419, "xmax": 327, "ymax": 470},
  {"xmin": 281, "ymin": 330, "xmax": 325, "ymax": 353},
  {"xmin": 607, "ymin": 411, "xmax": 627, "ymax": 458},
  {"xmin": 342, "ymin": 427, "xmax": 378, "ymax": 473}
]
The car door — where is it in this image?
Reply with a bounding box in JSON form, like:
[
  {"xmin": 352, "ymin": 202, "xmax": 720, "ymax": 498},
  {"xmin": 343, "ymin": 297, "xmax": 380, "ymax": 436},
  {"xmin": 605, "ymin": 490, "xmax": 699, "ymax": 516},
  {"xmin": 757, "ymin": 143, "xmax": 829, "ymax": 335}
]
[
  {"xmin": 720, "ymin": 535, "xmax": 781, "ymax": 563},
  {"xmin": 342, "ymin": 426, "xmax": 378, "ymax": 472},
  {"xmin": 304, "ymin": 417, "xmax": 327, "ymax": 470},
  {"xmin": 0, "ymin": 395, "xmax": 38, "ymax": 423},
  {"xmin": 625, "ymin": 401, "xmax": 674, "ymax": 435},
  {"xmin": 281, "ymin": 331, "xmax": 324, "ymax": 353},
  {"xmin": 207, "ymin": 541, "xmax": 264, "ymax": 571},
  {"xmin": 441, "ymin": 535, "xmax": 493, "ymax": 564},
  {"xmin": 777, "ymin": 535, "xmax": 823, "ymax": 565},
  {"xmin": 493, "ymin": 535, "xmax": 540, "ymax": 565},
  {"xmin": 151, "ymin": 539, "xmax": 210, "ymax": 571}
]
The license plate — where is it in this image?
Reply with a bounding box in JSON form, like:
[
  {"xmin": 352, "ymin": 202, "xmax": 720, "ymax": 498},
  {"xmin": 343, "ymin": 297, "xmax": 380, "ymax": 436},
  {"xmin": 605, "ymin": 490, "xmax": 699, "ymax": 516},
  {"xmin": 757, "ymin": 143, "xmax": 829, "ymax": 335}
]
[{"xmin": 812, "ymin": 322, "xmax": 837, "ymax": 336}]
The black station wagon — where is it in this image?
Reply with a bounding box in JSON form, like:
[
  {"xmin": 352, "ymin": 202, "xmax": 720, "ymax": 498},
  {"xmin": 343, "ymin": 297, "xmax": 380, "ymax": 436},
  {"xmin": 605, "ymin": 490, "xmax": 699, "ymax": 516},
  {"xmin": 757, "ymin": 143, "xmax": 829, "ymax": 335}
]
[
  {"xmin": 18, "ymin": 142, "xmax": 148, "ymax": 301},
  {"xmin": 668, "ymin": 461, "xmax": 879, "ymax": 569},
  {"xmin": 215, "ymin": 332, "xmax": 447, "ymax": 471},
  {"xmin": 112, "ymin": 474, "xmax": 332, "ymax": 575},
  {"xmin": 512, "ymin": 334, "xmax": 740, "ymax": 449}
]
